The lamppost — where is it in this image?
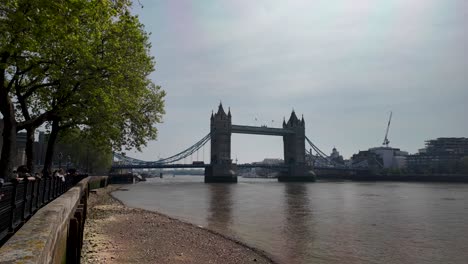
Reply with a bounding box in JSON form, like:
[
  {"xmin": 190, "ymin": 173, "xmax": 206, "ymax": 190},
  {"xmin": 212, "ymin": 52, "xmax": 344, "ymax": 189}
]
[
  {"xmin": 58, "ymin": 152, "xmax": 63, "ymax": 169},
  {"xmin": 66, "ymin": 155, "xmax": 71, "ymax": 171}
]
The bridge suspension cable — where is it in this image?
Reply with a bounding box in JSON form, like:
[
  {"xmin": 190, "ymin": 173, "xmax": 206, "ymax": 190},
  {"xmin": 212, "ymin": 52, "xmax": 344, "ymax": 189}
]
[
  {"xmin": 155, "ymin": 133, "xmax": 210, "ymax": 164},
  {"xmin": 113, "ymin": 133, "xmax": 211, "ymax": 165},
  {"xmin": 305, "ymin": 136, "xmax": 376, "ymax": 169},
  {"xmin": 113, "ymin": 153, "xmax": 146, "ymax": 164},
  {"xmin": 305, "ymin": 136, "xmax": 346, "ymax": 168}
]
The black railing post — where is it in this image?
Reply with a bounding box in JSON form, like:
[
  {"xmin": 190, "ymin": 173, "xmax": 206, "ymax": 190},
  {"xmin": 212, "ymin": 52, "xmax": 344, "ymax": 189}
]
[
  {"xmin": 51, "ymin": 176, "xmax": 57, "ymax": 199},
  {"xmin": 31, "ymin": 178, "xmax": 38, "ymax": 213},
  {"xmin": 43, "ymin": 177, "xmax": 50, "ymax": 204},
  {"xmin": 56, "ymin": 177, "xmax": 60, "ymax": 195},
  {"xmin": 58, "ymin": 177, "xmax": 62, "ymax": 195},
  {"xmin": 65, "ymin": 175, "xmax": 69, "ymax": 190},
  {"xmin": 49, "ymin": 176, "xmax": 54, "ymax": 201},
  {"xmin": 8, "ymin": 180, "xmax": 18, "ymax": 232},
  {"xmin": 58, "ymin": 176, "xmax": 62, "ymax": 195},
  {"xmin": 48, "ymin": 176, "xmax": 54, "ymax": 201},
  {"xmin": 11, "ymin": 179, "xmax": 25, "ymax": 229},
  {"xmin": 62, "ymin": 176, "xmax": 65, "ymax": 193},
  {"xmin": 44, "ymin": 177, "xmax": 49, "ymax": 202},
  {"xmin": 0, "ymin": 182, "xmax": 14, "ymax": 242},
  {"xmin": 36, "ymin": 177, "xmax": 43, "ymax": 209},
  {"xmin": 60, "ymin": 176, "xmax": 64, "ymax": 194},
  {"xmin": 59, "ymin": 176, "xmax": 64, "ymax": 194},
  {"xmin": 51, "ymin": 176, "xmax": 56, "ymax": 199},
  {"xmin": 24, "ymin": 178, "xmax": 33, "ymax": 219}
]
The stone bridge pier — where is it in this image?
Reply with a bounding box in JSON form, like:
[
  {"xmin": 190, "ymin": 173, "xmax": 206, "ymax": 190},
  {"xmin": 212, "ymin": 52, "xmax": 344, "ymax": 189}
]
[
  {"xmin": 279, "ymin": 111, "xmax": 315, "ymax": 182},
  {"xmin": 205, "ymin": 104, "xmax": 237, "ymax": 183}
]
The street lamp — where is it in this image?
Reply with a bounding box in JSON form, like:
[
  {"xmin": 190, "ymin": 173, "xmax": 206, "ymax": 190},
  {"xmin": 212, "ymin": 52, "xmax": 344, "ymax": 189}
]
[
  {"xmin": 58, "ymin": 152, "xmax": 63, "ymax": 169},
  {"xmin": 66, "ymin": 155, "xmax": 71, "ymax": 171}
]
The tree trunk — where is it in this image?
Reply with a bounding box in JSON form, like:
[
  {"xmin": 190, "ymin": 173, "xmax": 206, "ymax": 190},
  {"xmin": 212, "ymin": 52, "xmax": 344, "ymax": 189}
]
[
  {"xmin": 42, "ymin": 118, "xmax": 60, "ymax": 177},
  {"xmin": 0, "ymin": 117, "xmax": 17, "ymax": 181},
  {"xmin": 0, "ymin": 52, "xmax": 16, "ymax": 180},
  {"xmin": 26, "ymin": 127, "xmax": 35, "ymax": 173},
  {"xmin": 0, "ymin": 90, "xmax": 17, "ymax": 180}
]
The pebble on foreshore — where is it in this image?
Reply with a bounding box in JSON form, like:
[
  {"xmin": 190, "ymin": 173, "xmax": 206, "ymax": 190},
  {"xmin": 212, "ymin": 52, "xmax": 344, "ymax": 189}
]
[{"xmin": 81, "ymin": 186, "xmax": 275, "ymax": 264}]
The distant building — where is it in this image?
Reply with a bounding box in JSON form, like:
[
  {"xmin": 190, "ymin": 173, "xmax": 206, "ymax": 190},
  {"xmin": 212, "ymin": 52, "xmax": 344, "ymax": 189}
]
[
  {"xmin": 260, "ymin": 158, "xmax": 283, "ymax": 165},
  {"xmin": 368, "ymin": 147, "xmax": 408, "ymax": 169},
  {"xmin": 16, "ymin": 132, "xmax": 27, "ymax": 167},
  {"xmin": 305, "ymin": 147, "xmax": 345, "ymax": 167},
  {"xmin": 34, "ymin": 132, "xmax": 48, "ymax": 169},
  {"xmin": 330, "ymin": 147, "xmax": 344, "ymax": 165},
  {"xmin": 424, "ymin": 137, "xmax": 468, "ymax": 155},
  {"xmin": 0, "ymin": 119, "xmax": 53, "ymax": 170},
  {"xmin": 1, "ymin": 119, "xmax": 110, "ymax": 173},
  {"xmin": 350, "ymin": 150, "xmax": 384, "ymax": 168},
  {"xmin": 407, "ymin": 137, "xmax": 468, "ymax": 173},
  {"xmin": 252, "ymin": 158, "xmax": 283, "ymax": 177},
  {"xmin": 350, "ymin": 147, "xmax": 408, "ymax": 169},
  {"xmin": 0, "ymin": 120, "xmax": 28, "ymax": 168}
]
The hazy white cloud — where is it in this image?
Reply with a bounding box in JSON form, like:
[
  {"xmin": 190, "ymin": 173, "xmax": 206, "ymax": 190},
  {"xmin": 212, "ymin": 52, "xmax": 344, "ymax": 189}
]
[{"xmin": 129, "ymin": 0, "xmax": 468, "ymax": 162}]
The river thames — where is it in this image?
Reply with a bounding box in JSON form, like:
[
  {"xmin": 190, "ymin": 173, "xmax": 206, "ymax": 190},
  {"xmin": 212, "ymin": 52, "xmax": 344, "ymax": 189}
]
[{"xmin": 113, "ymin": 176, "xmax": 468, "ymax": 264}]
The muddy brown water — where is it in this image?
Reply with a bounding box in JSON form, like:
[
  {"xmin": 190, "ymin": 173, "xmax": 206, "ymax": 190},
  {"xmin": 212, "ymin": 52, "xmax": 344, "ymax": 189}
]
[{"xmin": 113, "ymin": 176, "xmax": 468, "ymax": 264}]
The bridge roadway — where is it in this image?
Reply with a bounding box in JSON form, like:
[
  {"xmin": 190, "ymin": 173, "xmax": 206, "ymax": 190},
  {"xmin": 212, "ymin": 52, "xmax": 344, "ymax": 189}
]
[
  {"xmin": 231, "ymin": 125, "xmax": 294, "ymax": 136},
  {"xmin": 112, "ymin": 163, "xmax": 207, "ymax": 169},
  {"xmin": 111, "ymin": 163, "xmax": 289, "ymax": 169},
  {"xmin": 111, "ymin": 163, "xmax": 368, "ymax": 172}
]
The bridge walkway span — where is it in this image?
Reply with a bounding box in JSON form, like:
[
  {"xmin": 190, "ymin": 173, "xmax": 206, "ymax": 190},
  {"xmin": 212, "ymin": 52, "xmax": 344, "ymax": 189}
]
[{"xmin": 231, "ymin": 125, "xmax": 294, "ymax": 136}]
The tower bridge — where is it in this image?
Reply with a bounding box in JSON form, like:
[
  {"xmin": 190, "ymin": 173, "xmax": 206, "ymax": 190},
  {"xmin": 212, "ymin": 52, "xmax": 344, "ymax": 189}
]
[
  {"xmin": 207, "ymin": 103, "xmax": 313, "ymax": 182},
  {"xmin": 112, "ymin": 103, "xmax": 359, "ymax": 183}
]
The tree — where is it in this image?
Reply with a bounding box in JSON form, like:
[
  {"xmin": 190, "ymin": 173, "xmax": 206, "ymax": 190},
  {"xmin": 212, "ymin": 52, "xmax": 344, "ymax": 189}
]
[
  {"xmin": 55, "ymin": 129, "xmax": 113, "ymax": 174},
  {"xmin": 0, "ymin": 0, "xmax": 165, "ymax": 179},
  {"xmin": 37, "ymin": 5, "xmax": 165, "ymax": 176}
]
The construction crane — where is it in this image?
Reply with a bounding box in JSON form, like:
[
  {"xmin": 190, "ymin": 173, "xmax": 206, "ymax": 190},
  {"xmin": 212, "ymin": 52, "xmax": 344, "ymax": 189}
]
[{"xmin": 382, "ymin": 111, "xmax": 392, "ymax": 147}]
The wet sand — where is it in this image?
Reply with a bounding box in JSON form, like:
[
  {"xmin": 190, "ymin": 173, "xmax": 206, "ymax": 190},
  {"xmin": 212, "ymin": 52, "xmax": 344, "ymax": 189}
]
[{"xmin": 81, "ymin": 186, "xmax": 275, "ymax": 264}]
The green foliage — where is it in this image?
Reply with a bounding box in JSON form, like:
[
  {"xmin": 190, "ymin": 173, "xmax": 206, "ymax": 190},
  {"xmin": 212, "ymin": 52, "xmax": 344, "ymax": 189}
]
[
  {"xmin": 57, "ymin": 129, "xmax": 113, "ymax": 174},
  {"xmin": 1, "ymin": 0, "xmax": 165, "ymax": 159}
]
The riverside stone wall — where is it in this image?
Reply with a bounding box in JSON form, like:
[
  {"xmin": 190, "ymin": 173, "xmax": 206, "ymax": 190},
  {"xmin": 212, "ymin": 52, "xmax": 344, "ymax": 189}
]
[{"xmin": 0, "ymin": 176, "xmax": 108, "ymax": 264}]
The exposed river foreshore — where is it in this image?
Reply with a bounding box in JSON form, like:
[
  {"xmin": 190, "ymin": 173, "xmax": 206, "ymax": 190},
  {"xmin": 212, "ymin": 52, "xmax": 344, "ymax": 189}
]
[{"xmin": 81, "ymin": 185, "xmax": 275, "ymax": 264}]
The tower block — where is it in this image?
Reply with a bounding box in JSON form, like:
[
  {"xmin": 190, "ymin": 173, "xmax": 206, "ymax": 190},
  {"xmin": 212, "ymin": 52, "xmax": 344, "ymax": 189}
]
[
  {"xmin": 278, "ymin": 111, "xmax": 316, "ymax": 182},
  {"xmin": 204, "ymin": 103, "xmax": 237, "ymax": 183}
]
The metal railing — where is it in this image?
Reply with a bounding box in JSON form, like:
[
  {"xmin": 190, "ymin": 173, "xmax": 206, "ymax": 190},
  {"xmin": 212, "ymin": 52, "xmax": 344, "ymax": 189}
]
[{"xmin": 0, "ymin": 174, "xmax": 87, "ymax": 245}]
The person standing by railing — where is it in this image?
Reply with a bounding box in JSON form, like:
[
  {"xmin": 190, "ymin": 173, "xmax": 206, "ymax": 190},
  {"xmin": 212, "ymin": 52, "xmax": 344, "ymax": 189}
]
[
  {"xmin": 16, "ymin": 165, "xmax": 35, "ymax": 181},
  {"xmin": 53, "ymin": 169, "xmax": 65, "ymax": 182}
]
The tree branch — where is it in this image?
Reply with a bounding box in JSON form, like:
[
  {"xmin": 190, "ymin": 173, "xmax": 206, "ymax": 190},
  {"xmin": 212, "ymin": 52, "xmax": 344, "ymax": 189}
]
[
  {"xmin": 17, "ymin": 111, "xmax": 57, "ymax": 131},
  {"xmin": 6, "ymin": 68, "xmax": 19, "ymax": 93},
  {"xmin": 15, "ymin": 80, "xmax": 31, "ymax": 120},
  {"xmin": 23, "ymin": 80, "xmax": 60, "ymax": 98},
  {"xmin": 58, "ymin": 81, "xmax": 82, "ymax": 104}
]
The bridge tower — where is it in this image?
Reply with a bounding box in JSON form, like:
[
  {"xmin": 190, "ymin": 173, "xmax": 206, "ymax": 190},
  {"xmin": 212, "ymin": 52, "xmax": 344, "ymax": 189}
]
[
  {"xmin": 279, "ymin": 111, "xmax": 315, "ymax": 181},
  {"xmin": 205, "ymin": 103, "xmax": 237, "ymax": 183}
]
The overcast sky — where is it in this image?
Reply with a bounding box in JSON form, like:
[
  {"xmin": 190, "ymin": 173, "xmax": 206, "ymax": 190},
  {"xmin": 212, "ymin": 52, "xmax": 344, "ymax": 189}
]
[{"xmin": 128, "ymin": 0, "xmax": 468, "ymax": 163}]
